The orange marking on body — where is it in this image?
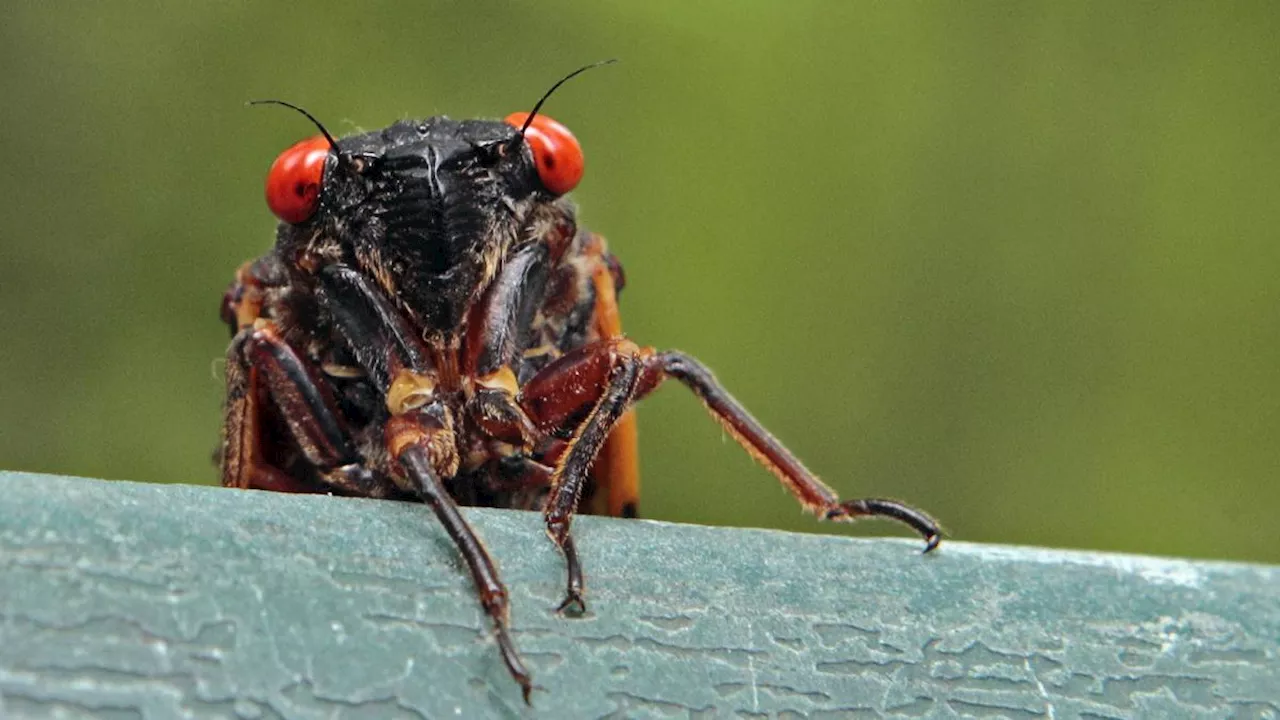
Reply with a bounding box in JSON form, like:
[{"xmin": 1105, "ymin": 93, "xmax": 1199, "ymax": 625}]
[
  {"xmin": 221, "ymin": 365, "xmax": 259, "ymax": 489},
  {"xmin": 591, "ymin": 258, "xmax": 624, "ymax": 340},
  {"xmin": 384, "ymin": 416, "xmax": 433, "ymax": 461},
  {"xmin": 476, "ymin": 366, "xmax": 520, "ymax": 396},
  {"xmin": 386, "ymin": 369, "xmax": 437, "ymax": 415},
  {"xmin": 586, "ymin": 244, "xmax": 640, "ymax": 518},
  {"xmin": 225, "ymin": 261, "xmax": 266, "ymax": 330}
]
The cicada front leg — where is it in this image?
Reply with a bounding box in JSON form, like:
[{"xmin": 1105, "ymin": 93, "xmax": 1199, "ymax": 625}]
[{"xmin": 517, "ymin": 339, "xmax": 944, "ymax": 614}]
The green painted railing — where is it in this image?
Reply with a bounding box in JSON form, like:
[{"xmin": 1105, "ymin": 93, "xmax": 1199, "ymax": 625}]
[{"xmin": 0, "ymin": 472, "xmax": 1276, "ymax": 718}]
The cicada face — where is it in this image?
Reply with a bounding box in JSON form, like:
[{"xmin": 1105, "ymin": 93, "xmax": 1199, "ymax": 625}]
[{"xmin": 265, "ymin": 113, "xmax": 582, "ymax": 332}]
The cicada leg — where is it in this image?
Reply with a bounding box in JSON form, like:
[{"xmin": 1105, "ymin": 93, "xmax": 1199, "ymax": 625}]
[{"xmin": 518, "ymin": 339, "xmax": 943, "ymax": 614}]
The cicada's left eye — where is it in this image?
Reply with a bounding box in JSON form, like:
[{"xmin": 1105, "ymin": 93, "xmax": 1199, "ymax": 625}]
[
  {"xmin": 504, "ymin": 112, "xmax": 583, "ymax": 195},
  {"xmin": 265, "ymin": 135, "xmax": 330, "ymax": 224}
]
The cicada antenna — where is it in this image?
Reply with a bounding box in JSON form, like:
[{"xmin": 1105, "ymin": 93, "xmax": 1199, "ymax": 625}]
[
  {"xmin": 247, "ymin": 99, "xmax": 341, "ymax": 153},
  {"xmin": 519, "ymin": 59, "xmax": 618, "ymax": 136}
]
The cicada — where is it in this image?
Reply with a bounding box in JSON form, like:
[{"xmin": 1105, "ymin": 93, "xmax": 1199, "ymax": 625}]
[{"xmin": 218, "ymin": 63, "xmax": 940, "ymax": 703}]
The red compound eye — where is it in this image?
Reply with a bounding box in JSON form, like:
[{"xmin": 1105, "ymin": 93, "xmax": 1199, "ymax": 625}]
[
  {"xmin": 504, "ymin": 112, "xmax": 583, "ymax": 195},
  {"xmin": 265, "ymin": 135, "xmax": 330, "ymax": 224}
]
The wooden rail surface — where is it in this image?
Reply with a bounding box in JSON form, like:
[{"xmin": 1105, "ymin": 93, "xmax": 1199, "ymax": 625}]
[{"xmin": 0, "ymin": 472, "xmax": 1276, "ymax": 718}]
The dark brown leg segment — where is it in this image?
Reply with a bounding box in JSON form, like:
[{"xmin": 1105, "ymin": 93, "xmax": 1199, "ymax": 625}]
[
  {"xmin": 387, "ymin": 411, "xmax": 534, "ymax": 704},
  {"xmin": 222, "ymin": 322, "xmax": 393, "ymax": 497},
  {"xmin": 543, "ymin": 349, "xmax": 640, "ymax": 614},
  {"xmin": 520, "ymin": 340, "xmax": 644, "ymax": 613},
  {"xmin": 244, "ymin": 325, "xmax": 359, "ymax": 467},
  {"xmin": 518, "ymin": 340, "xmax": 942, "ymax": 613},
  {"xmin": 653, "ymin": 351, "xmax": 942, "ymax": 551}
]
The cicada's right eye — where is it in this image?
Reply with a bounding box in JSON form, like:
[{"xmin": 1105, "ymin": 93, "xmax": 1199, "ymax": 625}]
[{"xmin": 265, "ymin": 135, "xmax": 330, "ymax": 224}]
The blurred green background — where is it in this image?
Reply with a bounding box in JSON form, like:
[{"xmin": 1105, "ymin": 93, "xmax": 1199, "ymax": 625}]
[{"xmin": 2, "ymin": 4, "xmax": 1277, "ymax": 563}]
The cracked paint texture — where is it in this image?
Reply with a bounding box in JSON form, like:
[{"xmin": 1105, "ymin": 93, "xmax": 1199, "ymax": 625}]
[{"xmin": 0, "ymin": 471, "xmax": 1276, "ymax": 719}]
